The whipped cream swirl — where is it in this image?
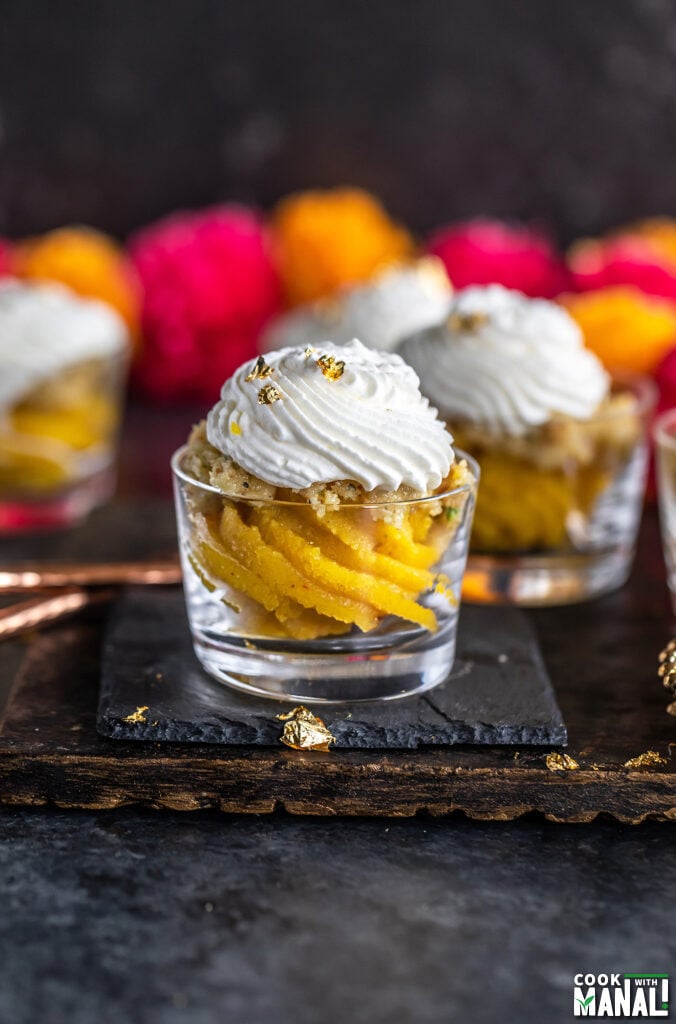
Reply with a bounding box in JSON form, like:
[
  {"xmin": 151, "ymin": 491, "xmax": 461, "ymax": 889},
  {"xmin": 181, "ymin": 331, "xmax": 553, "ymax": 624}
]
[
  {"xmin": 0, "ymin": 279, "xmax": 128, "ymax": 410},
  {"xmin": 399, "ymin": 285, "xmax": 609, "ymax": 436},
  {"xmin": 261, "ymin": 259, "xmax": 452, "ymax": 354},
  {"xmin": 206, "ymin": 339, "xmax": 454, "ymax": 492}
]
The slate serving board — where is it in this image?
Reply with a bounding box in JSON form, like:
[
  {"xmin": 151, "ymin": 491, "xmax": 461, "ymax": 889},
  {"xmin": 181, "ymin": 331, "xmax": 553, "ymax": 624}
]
[{"xmin": 97, "ymin": 588, "xmax": 567, "ymax": 748}]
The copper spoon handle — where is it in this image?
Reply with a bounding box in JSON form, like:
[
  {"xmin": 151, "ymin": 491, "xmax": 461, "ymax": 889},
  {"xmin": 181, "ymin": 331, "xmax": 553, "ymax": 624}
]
[
  {"xmin": 0, "ymin": 559, "xmax": 181, "ymax": 590},
  {"xmin": 0, "ymin": 587, "xmax": 114, "ymax": 640}
]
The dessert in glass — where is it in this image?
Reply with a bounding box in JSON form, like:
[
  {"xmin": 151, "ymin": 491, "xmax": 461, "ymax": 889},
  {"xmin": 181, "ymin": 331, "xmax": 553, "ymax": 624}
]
[
  {"xmin": 654, "ymin": 409, "xmax": 676, "ymax": 614},
  {"xmin": 0, "ymin": 280, "xmax": 130, "ymax": 530},
  {"xmin": 172, "ymin": 339, "xmax": 478, "ymax": 702},
  {"xmin": 398, "ymin": 285, "xmax": 655, "ymax": 605},
  {"xmin": 261, "ymin": 258, "xmax": 452, "ymax": 354}
]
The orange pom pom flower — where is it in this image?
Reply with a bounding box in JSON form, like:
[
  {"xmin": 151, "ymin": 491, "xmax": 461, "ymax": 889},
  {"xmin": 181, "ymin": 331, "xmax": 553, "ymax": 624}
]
[
  {"xmin": 271, "ymin": 187, "xmax": 414, "ymax": 306},
  {"xmin": 560, "ymin": 286, "xmax": 676, "ymax": 375},
  {"xmin": 14, "ymin": 226, "xmax": 141, "ymax": 339}
]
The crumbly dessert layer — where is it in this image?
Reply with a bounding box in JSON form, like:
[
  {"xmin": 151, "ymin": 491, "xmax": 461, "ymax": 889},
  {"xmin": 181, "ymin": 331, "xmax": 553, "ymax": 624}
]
[
  {"xmin": 450, "ymin": 392, "xmax": 640, "ymax": 472},
  {"xmin": 183, "ymin": 420, "xmax": 473, "ymax": 515}
]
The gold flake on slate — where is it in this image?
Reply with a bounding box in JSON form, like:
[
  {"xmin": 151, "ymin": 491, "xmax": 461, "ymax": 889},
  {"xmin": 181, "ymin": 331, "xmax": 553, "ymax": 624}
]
[
  {"xmin": 545, "ymin": 752, "xmax": 580, "ymax": 772},
  {"xmin": 623, "ymin": 750, "xmax": 668, "ymax": 769},
  {"xmin": 245, "ymin": 356, "xmax": 274, "ymax": 382},
  {"xmin": 447, "ymin": 310, "xmax": 489, "ymax": 333},
  {"xmin": 122, "ymin": 705, "xmax": 149, "ymax": 724},
  {"xmin": 278, "ymin": 706, "xmax": 335, "ymax": 751},
  {"xmin": 658, "ymin": 638, "xmax": 676, "ymax": 696},
  {"xmin": 258, "ymin": 384, "xmax": 281, "ymax": 405},
  {"xmin": 317, "ymin": 354, "xmax": 345, "ymax": 381}
]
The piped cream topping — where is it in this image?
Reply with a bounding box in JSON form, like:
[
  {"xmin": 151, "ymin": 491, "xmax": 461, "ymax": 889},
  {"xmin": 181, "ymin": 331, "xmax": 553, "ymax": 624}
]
[
  {"xmin": 398, "ymin": 285, "xmax": 610, "ymax": 435},
  {"xmin": 0, "ymin": 279, "xmax": 129, "ymax": 409},
  {"xmin": 206, "ymin": 339, "xmax": 455, "ymax": 492},
  {"xmin": 261, "ymin": 259, "xmax": 452, "ymax": 354}
]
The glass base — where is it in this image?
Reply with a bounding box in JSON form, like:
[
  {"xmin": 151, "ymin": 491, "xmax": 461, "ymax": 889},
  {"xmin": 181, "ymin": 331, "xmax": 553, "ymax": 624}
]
[
  {"xmin": 191, "ymin": 623, "xmax": 457, "ymax": 703},
  {"xmin": 0, "ymin": 467, "xmax": 115, "ymax": 533},
  {"xmin": 462, "ymin": 547, "xmax": 632, "ymax": 606}
]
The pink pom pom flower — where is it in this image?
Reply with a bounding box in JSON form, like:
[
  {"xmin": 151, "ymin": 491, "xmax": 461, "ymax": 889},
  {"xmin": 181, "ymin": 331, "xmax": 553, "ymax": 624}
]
[
  {"xmin": 0, "ymin": 239, "xmax": 13, "ymax": 277},
  {"xmin": 569, "ymin": 235, "xmax": 676, "ymax": 302},
  {"xmin": 130, "ymin": 206, "xmax": 281, "ymax": 402},
  {"xmin": 426, "ymin": 218, "xmax": 569, "ymax": 298}
]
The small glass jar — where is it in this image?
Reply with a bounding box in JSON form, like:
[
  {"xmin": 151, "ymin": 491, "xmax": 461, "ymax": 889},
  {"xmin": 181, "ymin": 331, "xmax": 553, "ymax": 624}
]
[
  {"xmin": 0, "ymin": 349, "xmax": 129, "ymax": 531},
  {"xmin": 172, "ymin": 446, "xmax": 479, "ymax": 703},
  {"xmin": 455, "ymin": 375, "xmax": 656, "ymax": 605},
  {"xmin": 654, "ymin": 408, "xmax": 676, "ymax": 614}
]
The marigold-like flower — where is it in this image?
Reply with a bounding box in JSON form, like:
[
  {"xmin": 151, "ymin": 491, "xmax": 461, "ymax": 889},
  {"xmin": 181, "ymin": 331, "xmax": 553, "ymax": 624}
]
[
  {"xmin": 560, "ymin": 286, "xmax": 676, "ymax": 375},
  {"xmin": 426, "ymin": 218, "xmax": 569, "ymax": 298},
  {"xmin": 14, "ymin": 226, "xmax": 140, "ymax": 337},
  {"xmin": 271, "ymin": 187, "xmax": 414, "ymax": 306},
  {"xmin": 129, "ymin": 206, "xmax": 281, "ymax": 401}
]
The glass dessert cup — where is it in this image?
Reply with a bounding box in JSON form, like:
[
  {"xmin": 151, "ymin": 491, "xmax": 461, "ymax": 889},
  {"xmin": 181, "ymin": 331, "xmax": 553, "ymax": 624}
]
[
  {"xmin": 654, "ymin": 409, "xmax": 676, "ymax": 615},
  {"xmin": 0, "ymin": 350, "xmax": 128, "ymax": 531},
  {"xmin": 456, "ymin": 376, "xmax": 656, "ymax": 606},
  {"xmin": 172, "ymin": 447, "xmax": 478, "ymax": 703}
]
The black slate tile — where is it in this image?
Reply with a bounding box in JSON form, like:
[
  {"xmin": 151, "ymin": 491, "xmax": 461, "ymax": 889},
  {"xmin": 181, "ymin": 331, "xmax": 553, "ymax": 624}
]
[{"xmin": 97, "ymin": 589, "xmax": 566, "ymax": 748}]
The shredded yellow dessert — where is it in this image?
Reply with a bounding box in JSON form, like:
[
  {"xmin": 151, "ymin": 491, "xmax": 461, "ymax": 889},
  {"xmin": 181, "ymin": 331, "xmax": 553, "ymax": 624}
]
[
  {"xmin": 182, "ymin": 424, "xmax": 472, "ymax": 640},
  {"xmin": 451, "ymin": 393, "xmax": 640, "ymax": 553}
]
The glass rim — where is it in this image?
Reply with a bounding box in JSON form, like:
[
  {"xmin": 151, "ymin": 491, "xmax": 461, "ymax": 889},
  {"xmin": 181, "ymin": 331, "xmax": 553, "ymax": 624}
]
[
  {"xmin": 171, "ymin": 444, "xmax": 480, "ymax": 508},
  {"xmin": 653, "ymin": 407, "xmax": 676, "ymax": 450}
]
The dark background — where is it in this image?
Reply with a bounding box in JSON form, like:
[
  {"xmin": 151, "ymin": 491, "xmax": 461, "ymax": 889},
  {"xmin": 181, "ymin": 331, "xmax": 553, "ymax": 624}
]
[{"xmin": 1, "ymin": 0, "xmax": 676, "ymax": 243}]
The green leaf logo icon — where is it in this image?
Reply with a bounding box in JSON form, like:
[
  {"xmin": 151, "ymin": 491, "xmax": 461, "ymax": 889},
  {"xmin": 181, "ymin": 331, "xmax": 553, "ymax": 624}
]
[{"xmin": 576, "ymin": 995, "xmax": 595, "ymax": 1008}]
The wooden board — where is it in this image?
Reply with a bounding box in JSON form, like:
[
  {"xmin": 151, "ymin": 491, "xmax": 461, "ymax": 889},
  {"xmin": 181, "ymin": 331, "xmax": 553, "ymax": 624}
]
[{"xmin": 0, "ymin": 502, "xmax": 674, "ymax": 822}]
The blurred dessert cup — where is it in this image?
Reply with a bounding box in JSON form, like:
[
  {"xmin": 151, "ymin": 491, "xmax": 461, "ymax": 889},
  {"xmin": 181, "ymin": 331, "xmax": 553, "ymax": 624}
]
[
  {"xmin": 399, "ymin": 285, "xmax": 655, "ymax": 605},
  {"xmin": 0, "ymin": 280, "xmax": 130, "ymax": 530}
]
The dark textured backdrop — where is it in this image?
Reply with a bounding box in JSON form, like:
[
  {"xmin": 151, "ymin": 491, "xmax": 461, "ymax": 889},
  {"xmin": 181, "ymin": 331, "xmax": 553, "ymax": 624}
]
[{"xmin": 2, "ymin": 0, "xmax": 676, "ymax": 242}]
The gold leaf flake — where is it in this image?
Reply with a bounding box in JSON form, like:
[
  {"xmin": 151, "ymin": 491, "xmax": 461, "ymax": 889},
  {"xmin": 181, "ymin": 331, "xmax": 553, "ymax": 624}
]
[
  {"xmin": 122, "ymin": 705, "xmax": 149, "ymax": 724},
  {"xmin": 304, "ymin": 346, "xmax": 315, "ymax": 358},
  {"xmin": 245, "ymin": 356, "xmax": 274, "ymax": 381},
  {"xmin": 545, "ymin": 752, "xmax": 580, "ymax": 771},
  {"xmin": 658, "ymin": 638, "xmax": 676, "ymax": 695},
  {"xmin": 317, "ymin": 354, "xmax": 345, "ymax": 381},
  {"xmin": 623, "ymin": 750, "xmax": 668, "ymax": 769},
  {"xmin": 278, "ymin": 705, "xmax": 335, "ymax": 751},
  {"xmin": 258, "ymin": 384, "xmax": 281, "ymax": 405},
  {"xmin": 447, "ymin": 310, "xmax": 489, "ymax": 332},
  {"xmin": 230, "ymin": 421, "xmax": 242, "ymax": 436}
]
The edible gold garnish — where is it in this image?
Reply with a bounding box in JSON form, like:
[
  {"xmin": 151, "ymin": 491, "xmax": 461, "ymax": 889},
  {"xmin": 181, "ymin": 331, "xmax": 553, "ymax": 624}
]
[
  {"xmin": 304, "ymin": 346, "xmax": 315, "ymax": 358},
  {"xmin": 278, "ymin": 706, "xmax": 335, "ymax": 751},
  {"xmin": 230, "ymin": 421, "xmax": 242, "ymax": 436},
  {"xmin": 317, "ymin": 353, "xmax": 345, "ymax": 381},
  {"xmin": 658, "ymin": 638, "xmax": 676, "ymax": 697},
  {"xmin": 545, "ymin": 752, "xmax": 580, "ymax": 771},
  {"xmin": 447, "ymin": 310, "xmax": 489, "ymax": 332},
  {"xmin": 623, "ymin": 750, "xmax": 668, "ymax": 769},
  {"xmin": 122, "ymin": 705, "xmax": 149, "ymax": 724},
  {"xmin": 258, "ymin": 384, "xmax": 281, "ymax": 405},
  {"xmin": 245, "ymin": 356, "xmax": 274, "ymax": 381}
]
